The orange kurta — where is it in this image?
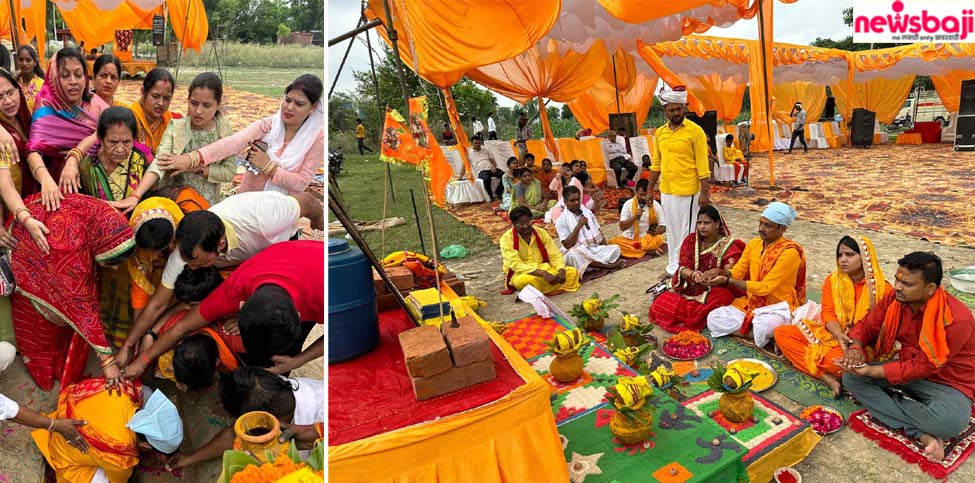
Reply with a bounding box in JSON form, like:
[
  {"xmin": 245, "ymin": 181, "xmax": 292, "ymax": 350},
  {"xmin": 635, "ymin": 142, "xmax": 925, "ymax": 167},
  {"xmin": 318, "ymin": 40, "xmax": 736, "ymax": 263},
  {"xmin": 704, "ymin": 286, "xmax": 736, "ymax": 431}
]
[{"xmin": 730, "ymin": 237, "xmax": 806, "ymax": 314}]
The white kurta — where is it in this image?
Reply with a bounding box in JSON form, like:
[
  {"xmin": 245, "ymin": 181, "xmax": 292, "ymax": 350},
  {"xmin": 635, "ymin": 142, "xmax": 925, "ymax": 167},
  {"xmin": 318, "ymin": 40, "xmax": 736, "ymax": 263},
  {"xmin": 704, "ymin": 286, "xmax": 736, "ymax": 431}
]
[
  {"xmin": 555, "ymin": 207, "xmax": 621, "ymax": 274},
  {"xmin": 618, "ymin": 198, "xmax": 666, "ymax": 239}
]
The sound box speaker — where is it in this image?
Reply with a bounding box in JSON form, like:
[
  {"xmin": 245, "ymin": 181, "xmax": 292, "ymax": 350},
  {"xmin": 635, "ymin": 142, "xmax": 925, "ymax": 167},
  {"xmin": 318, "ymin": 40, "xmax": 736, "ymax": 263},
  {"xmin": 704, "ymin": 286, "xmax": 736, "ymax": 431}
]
[
  {"xmin": 684, "ymin": 110, "xmax": 719, "ymax": 156},
  {"xmin": 955, "ymin": 115, "xmax": 975, "ymax": 151},
  {"xmin": 960, "ymin": 80, "xmax": 975, "ymax": 116},
  {"xmin": 851, "ymin": 108, "xmax": 876, "ymax": 148},
  {"xmin": 609, "ymin": 113, "xmax": 637, "ymax": 138},
  {"xmin": 820, "ymin": 97, "xmax": 836, "ymax": 121}
]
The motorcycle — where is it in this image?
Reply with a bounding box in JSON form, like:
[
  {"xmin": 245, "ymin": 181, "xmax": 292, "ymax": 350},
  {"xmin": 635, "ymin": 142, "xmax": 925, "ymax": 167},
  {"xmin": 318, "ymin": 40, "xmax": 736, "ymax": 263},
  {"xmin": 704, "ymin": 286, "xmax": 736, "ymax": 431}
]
[
  {"xmin": 328, "ymin": 147, "xmax": 344, "ymax": 177},
  {"xmin": 886, "ymin": 115, "xmax": 913, "ymax": 132}
]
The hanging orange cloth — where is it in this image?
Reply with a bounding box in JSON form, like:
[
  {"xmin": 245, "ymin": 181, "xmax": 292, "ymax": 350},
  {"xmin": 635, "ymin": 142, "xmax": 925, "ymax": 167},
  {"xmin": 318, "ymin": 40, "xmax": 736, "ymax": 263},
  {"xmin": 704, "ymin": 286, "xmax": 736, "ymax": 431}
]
[{"xmin": 441, "ymin": 88, "xmax": 475, "ymax": 180}]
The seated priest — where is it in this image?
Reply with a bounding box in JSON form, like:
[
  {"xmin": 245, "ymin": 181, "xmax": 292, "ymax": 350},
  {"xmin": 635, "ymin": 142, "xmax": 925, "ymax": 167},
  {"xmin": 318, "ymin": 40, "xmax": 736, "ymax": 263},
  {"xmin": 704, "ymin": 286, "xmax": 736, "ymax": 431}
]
[
  {"xmin": 555, "ymin": 186, "xmax": 623, "ymax": 274},
  {"xmin": 609, "ymin": 179, "xmax": 666, "ymax": 258},
  {"xmin": 705, "ymin": 202, "xmax": 807, "ymax": 347},
  {"xmin": 500, "ymin": 206, "xmax": 580, "ymax": 295},
  {"xmin": 837, "ymin": 252, "xmax": 975, "ymax": 463}
]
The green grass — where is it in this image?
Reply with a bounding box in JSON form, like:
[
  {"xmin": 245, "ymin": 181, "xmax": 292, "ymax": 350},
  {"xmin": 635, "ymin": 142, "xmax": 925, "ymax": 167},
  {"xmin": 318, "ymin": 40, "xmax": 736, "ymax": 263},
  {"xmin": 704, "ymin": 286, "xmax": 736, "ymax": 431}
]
[
  {"xmin": 175, "ymin": 42, "xmax": 324, "ymax": 69},
  {"xmin": 171, "ymin": 66, "xmax": 325, "ymax": 97},
  {"xmin": 329, "ymin": 154, "xmax": 496, "ymax": 259}
]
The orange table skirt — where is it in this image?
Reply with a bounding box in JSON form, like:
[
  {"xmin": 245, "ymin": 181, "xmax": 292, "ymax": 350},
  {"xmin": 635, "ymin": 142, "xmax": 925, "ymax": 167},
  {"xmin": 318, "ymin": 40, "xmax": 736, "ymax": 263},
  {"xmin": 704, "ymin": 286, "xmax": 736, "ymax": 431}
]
[{"xmin": 896, "ymin": 133, "xmax": 923, "ymax": 145}]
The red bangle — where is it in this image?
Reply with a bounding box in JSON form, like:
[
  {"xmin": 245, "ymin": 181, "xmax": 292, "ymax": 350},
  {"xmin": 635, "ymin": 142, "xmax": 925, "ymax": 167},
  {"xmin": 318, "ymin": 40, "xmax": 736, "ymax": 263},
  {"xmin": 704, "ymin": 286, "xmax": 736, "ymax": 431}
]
[{"xmin": 140, "ymin": 353, "xmax": 151, "ymax": 365}]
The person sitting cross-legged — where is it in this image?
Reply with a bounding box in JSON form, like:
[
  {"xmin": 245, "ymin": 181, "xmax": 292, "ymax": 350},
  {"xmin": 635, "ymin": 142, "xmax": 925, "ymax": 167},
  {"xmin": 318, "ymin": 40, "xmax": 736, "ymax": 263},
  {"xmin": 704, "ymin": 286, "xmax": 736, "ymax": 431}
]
[
  {"xmin": 836, "ymin": 252, "xmax": 975, "ymax": 463},
  {"xmin": 705, "ymin": 202, "xmax": 807, "ymax": 348},
  {"xmin": 555, "ymin": 186, "xmax": 623, "ymax": 274},
  {"xmin": 721, "ymin": 134, "xmax": 749, "ymax": 185},
  {"xmin": 500, "ymin": 206, "xmax": 580, "ymax": 295},
  {"xmin": 609, "ymin": 179, "xmax": 666, "ymax": 259},
  {"xmin": 510, "ymin": 167, "xmax": 552, "ymax": 218}
]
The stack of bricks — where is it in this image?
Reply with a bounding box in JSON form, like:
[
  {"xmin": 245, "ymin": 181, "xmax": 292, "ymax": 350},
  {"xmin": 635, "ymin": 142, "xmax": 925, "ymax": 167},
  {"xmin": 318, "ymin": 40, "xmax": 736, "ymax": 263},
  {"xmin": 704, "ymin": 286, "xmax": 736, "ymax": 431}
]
[
  {"xmin": 375, "ymin": 267, "xmax": 467, "ymax": 312},
  {"xmin": 398, "ymin": 315, "xmax": 496, "ymax": 400}
]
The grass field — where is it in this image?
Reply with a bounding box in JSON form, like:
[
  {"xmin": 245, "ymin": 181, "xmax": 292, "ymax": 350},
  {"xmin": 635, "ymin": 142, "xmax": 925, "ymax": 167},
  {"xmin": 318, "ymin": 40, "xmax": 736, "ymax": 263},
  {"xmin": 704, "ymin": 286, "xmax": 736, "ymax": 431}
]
[
  {"xmin": 329, "ymin": 154, "xmax": 496, "ymax": 259},
  {"xmin": 168, "ymin": 66, "xmax": 326, "ymax": 98}
]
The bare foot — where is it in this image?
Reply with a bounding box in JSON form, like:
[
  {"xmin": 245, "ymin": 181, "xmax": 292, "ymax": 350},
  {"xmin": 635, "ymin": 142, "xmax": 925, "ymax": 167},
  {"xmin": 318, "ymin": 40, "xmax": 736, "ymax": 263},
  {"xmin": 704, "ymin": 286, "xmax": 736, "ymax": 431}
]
[
  {"xmin": 612, "ymin": 260, "xmax": 626, "ymax": 270},
  {"xmin": 820, "ymin": 373, "xmax": 842, "ymax": 399},
  {"xmin": 919, "ymin": 434, "xmax": 945, "ymax": 462}
]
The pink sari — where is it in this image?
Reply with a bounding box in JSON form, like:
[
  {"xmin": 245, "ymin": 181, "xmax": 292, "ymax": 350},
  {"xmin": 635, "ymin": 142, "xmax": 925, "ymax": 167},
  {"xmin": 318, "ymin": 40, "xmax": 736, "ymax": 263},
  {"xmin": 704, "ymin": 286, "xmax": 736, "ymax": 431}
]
[{"xmin": 26, "ymin": 53, "xmax": 109, "ymax": 182}]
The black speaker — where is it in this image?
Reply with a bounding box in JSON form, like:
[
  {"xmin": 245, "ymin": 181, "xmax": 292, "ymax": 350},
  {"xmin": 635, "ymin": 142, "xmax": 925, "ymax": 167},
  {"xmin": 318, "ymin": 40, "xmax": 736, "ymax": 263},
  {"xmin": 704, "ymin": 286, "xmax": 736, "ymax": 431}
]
[
  {"xmin": 850, "ymin": 108, "xmax": 876, "ymax": 148},
  {"xmin": 955, "ymin": 115, "xmax": 975, "ymax": 151},
  {"xmin": 820, "ymin": 97, "xmax": 836, "ymax": 121},
  {"xmin": 685, "ymin": 110, "xmax": 718, "ymax": 155},
  {"xmin": 960, "ymin": 80, "xmax": 975, "ymax": 116}
]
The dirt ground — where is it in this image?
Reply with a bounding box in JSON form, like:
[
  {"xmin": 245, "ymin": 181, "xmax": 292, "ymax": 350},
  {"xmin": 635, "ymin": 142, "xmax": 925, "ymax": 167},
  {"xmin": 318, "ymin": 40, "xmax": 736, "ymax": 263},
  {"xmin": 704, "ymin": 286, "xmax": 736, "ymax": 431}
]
[{"xmin": 446, "ymin": 205, "xmax": 975, "ymax": 483}]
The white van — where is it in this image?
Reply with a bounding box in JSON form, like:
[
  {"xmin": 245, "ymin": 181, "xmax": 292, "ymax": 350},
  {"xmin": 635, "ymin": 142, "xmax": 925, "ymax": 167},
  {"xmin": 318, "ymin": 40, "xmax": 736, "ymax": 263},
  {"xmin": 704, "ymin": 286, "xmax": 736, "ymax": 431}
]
[{"xmin": 897, "ymin": 90, "xmax": 951, "ymax": 126}]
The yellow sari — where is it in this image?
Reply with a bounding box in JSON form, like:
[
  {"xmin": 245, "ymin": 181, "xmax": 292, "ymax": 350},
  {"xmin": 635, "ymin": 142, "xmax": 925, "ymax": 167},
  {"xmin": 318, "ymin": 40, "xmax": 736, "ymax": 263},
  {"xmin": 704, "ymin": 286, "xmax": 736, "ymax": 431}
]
[
  {"xmin": 129, "ymin": 101, "xmax": 174, "ymax": 154},
  {"xmin": 32, "ymin": 379, "xmax": 140, "ymax": 483}
]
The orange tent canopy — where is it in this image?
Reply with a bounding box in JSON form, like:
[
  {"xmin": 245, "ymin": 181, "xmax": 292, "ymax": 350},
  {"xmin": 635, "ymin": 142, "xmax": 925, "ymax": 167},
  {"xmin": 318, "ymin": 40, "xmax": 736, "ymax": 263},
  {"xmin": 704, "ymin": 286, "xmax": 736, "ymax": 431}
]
[{"xmin": 52, "ymin": 0, "xmax": 208, "ymax": 53}]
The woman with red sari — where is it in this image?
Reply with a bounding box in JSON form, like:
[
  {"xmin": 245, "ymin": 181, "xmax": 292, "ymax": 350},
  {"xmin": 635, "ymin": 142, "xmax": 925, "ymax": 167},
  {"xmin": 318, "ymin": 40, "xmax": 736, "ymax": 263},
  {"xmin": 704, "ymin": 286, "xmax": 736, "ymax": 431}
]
[
  {"xmin": 651, "ymin": 205, "xmax": 745, "ymax": 333},
  {"xmin": 10, "ymin": 193, "xmax": 136, "ymax": 391},
  {"xmin": 25, "ymin": 48, "xmax": 110, "ymax": 212}
]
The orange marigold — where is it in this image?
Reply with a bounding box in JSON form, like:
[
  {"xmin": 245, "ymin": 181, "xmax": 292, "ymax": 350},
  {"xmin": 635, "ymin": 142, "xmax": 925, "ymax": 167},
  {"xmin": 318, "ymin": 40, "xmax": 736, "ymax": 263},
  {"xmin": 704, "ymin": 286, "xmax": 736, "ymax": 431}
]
[{"xmin": 230, "ymin": 457, "xmax": 306, "ymax": 483}]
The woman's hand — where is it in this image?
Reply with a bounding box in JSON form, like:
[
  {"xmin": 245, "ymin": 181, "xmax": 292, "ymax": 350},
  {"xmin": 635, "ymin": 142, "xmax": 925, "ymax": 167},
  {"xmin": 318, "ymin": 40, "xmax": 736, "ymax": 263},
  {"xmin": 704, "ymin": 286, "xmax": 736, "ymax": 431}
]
[
  {"xmin": 121, "ymin": 356, "xmax": 148, "ymax": 382},
  {"xmin": 222, "ymin": 319, "xmax": 240, "ymax": 336},
  {"xmin": 22, "ymin": 218, "xmax": 49, "ymax": 254},
  {"xmin": 246, "ymin": 148, "xmax": 272, "ymax": 172},
  {"xmin": 108, "ymin": 195, "xmax": 139, "ymax": 215},
  {"xmin": 103, "ymin": 362, "xmax": 126, "ymax": 396},
  {"xmin": 60, "ymin": 158, "xmax": 81, "ymax": 194},
  {"xmin": 705, "ymin": 275, "xmax": 728, "ymax": 286},
  {"xmin": 51, "ymin": 419, "xmax": 89, "ymax": 453},
  {"xmin": 140, "ymin": 334, "xmax": 155, "ymax": 354},
  {"xmin": 115, "ymin": 344, "xmax": 135, "ymax": 369},
  {"xmin": 156, "ymin": 153, "xmax": 193, "ymax": 176},
  {"xmin": 0, "ymin": 129, "xmax": 18, "ymax": 164},
  {"xmin": 41, "ymin": 180, "xmax": 63, "ymax": 211},
  {"xmin": 690, "ymin": 270, "xmax": 705, "ymax": 284},
  {"xmin": 0, "ymin": 225, "xmax": 17, "ymax": 251},
  {"xmin": 701, "ymin": 268, "xmax": 722, "ymax": 281}
]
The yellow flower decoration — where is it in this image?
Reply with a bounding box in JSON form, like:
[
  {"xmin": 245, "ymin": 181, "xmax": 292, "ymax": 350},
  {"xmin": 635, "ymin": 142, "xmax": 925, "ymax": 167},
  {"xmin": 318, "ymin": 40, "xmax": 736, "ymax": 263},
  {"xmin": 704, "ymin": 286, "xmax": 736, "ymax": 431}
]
[
  {"xmin": 552, "ymin": 328, "xmax": 589, "ymax": 355},
  {"xmin": 649, "ymin": 367, "xmax": 678, "ymax": 387},
  {"xmin": 613, "ymin": 376, "xmax": 654, "ymax": 410},
  {"xmin": 620, "ymin": 313, "xmax": 640, "ymax": 332},
  {"xmin": 582, "ymin": 298, "xmax": 602, "ymax": 315},
  {"xmin": 722, "ymin": 366, "xmax": 754, "ymax": 390},
  {"xmin": 614, "ymin": 347, "xmax": 641, "ymax": 366}
]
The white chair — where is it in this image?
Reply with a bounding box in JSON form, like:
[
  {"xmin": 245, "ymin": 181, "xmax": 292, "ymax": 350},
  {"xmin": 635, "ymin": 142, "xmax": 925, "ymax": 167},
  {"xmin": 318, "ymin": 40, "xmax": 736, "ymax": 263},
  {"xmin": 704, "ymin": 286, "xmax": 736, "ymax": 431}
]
[
  {"xmin": 807, "ymin": 123, "xmax": 828, "ymax": 149},
  {"xmin": 484, "ymin": 140, "xmax": 517, "ymax": 164},
  {"xmin": 598, "ymin": 140, "xmax": 621, "ymax": 189},
  {"xmin": 873, "ymin": 120, "xmax": 889, "ymax": 144},
  {"xmin": 446, "ymin": 180, "xmax": 489, "ymax": 205},
  {"xmin": 629, "ymin": 136, "xmax": 651, "ymax": 181},
  {"xmin": 942, "ymin": 112, "xmax": 958, "ymax": 143},
  {"xmin": 771, "ymin": 121, "xmax": 792, "ymax": 151},
  {"xmin": 711, "ymin": 134, "xmax": 737, "ymax": 182}
]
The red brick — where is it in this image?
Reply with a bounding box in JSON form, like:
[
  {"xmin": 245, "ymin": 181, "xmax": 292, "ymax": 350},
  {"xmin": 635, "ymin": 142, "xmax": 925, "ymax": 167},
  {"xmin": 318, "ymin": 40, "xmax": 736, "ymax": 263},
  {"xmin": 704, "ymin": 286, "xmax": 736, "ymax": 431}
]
[
  {"xmin": 399, "ymin": 326, "xmax": 451, "ymax": 378},
  {"xmin": 372, "ymin": 269, "xmax": 387, "ymax": 294},
  {"xmin": 411, "ymin": 358, "xmax": 497, "ymax": 400},
  {"xmin": 377, "ymin": 291, "xmax": 412, "ymax": 313},
  {"xmin": 444, "ymin": 274, "xmax": 466, "ymax": 296},
  {"xmin": 441, "ymin": 316, "xmax": 492, "ymax": 367},
  {"xmin": 373, "ymin": 266, "xmax": 414, "ymax": 293}
]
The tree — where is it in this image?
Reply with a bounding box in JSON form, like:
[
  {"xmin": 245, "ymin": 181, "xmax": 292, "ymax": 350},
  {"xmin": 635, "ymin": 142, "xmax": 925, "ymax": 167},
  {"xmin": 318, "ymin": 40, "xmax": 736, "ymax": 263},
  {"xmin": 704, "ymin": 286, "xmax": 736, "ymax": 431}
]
[
  {"xmin": 561, "ymin": 104, "xmax": 574, "ymax": 120},
  {"xmin": 451, "ymin": 79, "xmax": 498, "ymax": 123},
  {"xmin": 547, "ymin": 106, "xmax": 560, "ymax": 122},
  {"xmin": 276, "ymin": 23, "xmax": 291, "ymax": 43}
]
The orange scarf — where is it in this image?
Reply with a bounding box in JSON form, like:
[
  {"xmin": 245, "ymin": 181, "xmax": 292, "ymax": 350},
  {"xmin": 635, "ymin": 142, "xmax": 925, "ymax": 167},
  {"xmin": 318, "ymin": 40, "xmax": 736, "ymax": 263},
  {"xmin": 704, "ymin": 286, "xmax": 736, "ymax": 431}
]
[
  {"xmin": 741, "ymin": 238, "xmax": 807, "ymax": 334},
  {"xmin": 630, "ymin": 196, "xmax": 657, "ymax": 241},
  {"xmin": 876, "ymin": 287, "xmax": 954, "ymax": 367},
  {"xmin": 129, "ymin": 101, "xmax": 173, "ymax": 154}
]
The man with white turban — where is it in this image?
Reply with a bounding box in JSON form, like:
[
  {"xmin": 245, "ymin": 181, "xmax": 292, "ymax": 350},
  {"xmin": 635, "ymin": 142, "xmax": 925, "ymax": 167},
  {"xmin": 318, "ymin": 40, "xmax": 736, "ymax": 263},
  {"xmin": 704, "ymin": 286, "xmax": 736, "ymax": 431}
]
[
  {"xmin": 788, "ymin": 101, "xmax": 808, "ymax": 153},
  {"xmin": 704, "ymin": 202, "xmax": 808, "ymax": 348},
  {"xmin": 647, "ymin": 86, "xmax": 712, "ymax": 280}
]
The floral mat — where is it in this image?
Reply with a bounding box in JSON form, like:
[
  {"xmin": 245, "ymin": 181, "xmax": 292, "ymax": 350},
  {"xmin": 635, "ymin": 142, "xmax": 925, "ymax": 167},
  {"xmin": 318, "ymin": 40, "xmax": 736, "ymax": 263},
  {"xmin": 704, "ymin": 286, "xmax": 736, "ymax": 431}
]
[
  {"xmin": 715, "ymin": 146, "xmax": 975, "ymax": 247},
  {"xmin": 706, "ymin": 330, "xmax": 862, "ymax": 419},
  {"xmin": 501, "ymin": 314, "xmax": 607, "ymax": 361},
  {"xmin": 530, "ymin": 344, "xmax": 638, "ymax": 425},
  {"xmin": 558, "ymin": 398, "xmax": 749, "ymax": 483},
  {"xmin": 849, "ymin": 409, "xmax": 975, "ymax": 481},
  {"xmin": 947, "ymin": 285, "xmax": 975, "ymax": 312}
]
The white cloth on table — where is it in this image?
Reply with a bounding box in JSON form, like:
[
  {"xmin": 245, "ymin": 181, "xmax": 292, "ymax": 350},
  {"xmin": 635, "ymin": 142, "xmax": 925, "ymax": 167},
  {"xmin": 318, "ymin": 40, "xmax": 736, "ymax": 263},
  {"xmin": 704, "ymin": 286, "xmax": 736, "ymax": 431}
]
[
  {"xmin": 706, "ymin": 301, "xmax": 792, "ymax": 347},
  {"xmin": 619, "ymin": 198, "xmax": 666, "ymax": 239},
  {"xmin": 659, "ymin": 192, "xmax": 700, "ymax": 276},
  {"xmin": 468, "ymin": 147, "xmax": 495, "ymax": 175},
  {"xmin": 555, "ymin": 207, "xmax": 620, "ymax": 274}
]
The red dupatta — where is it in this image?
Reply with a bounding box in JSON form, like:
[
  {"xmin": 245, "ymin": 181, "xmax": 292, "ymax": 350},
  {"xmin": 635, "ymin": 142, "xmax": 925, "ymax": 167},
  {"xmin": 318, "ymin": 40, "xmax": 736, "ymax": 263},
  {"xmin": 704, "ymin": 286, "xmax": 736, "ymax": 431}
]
[
  {"xmin": 10, "ymin": 194, "xmax": 135, "ymax": 355},
  {"xmin": 504, "ymin": 226, "xmax": 550, "ymax": 290}
]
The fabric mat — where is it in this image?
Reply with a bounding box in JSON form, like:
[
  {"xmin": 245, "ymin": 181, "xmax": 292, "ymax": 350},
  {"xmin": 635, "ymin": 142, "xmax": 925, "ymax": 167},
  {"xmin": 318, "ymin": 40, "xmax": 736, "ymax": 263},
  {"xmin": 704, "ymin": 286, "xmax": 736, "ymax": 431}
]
[
  {"xmin": 578, "ymin": 250, "xmax": 660, "ymax": 284},
  {"xmin": 946, "ymin": 285, "xmax": 975, "ymax": 312},
  {"xmin": 449, "ymin": 202, "xmax": 620, "ymax": 243},
  {"xmin": 849, "ymin": 409, "xmax": 975, "ymax": 481},
  {"xmin": 501, "ymin": 313, "xmax": 607, "ymax": 360},
  {"xmin": 327, "ymin": 310, "xmax": 525, "ymax": 445},
  {"xmin": 558, "ymin": 397, "xmax": 749, "ymax": 483},
  {"xmin": 713, "ymin": 145, "xmax": 975, "ymax": 246},
  {"xmin": 708, "ymin": 331, "xmax": 861, "ymax": 418},
  {"xmin": 530, "ymin": 344, "xmax": 637, "ymax": 425}
]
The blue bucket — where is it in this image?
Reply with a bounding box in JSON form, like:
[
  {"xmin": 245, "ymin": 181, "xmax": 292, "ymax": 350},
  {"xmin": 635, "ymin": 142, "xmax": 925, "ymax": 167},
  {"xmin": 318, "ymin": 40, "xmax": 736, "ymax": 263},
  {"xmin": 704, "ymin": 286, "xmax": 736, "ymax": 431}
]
[{"xmin": 328, "ymin": 238, "xmax": 378, "ymax": 363}]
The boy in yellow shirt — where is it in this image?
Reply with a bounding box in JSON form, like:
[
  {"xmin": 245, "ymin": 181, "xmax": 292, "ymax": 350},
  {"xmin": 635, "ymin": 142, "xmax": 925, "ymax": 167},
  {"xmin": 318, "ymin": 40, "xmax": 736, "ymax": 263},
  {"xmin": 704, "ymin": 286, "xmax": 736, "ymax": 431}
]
[
  {"xmin": 356, "ymin": 118, "xmax": 373, "ymax": 155},
  {"xmin": 722, "ymin": 134, "xmax": 749, "ymax": 185}
]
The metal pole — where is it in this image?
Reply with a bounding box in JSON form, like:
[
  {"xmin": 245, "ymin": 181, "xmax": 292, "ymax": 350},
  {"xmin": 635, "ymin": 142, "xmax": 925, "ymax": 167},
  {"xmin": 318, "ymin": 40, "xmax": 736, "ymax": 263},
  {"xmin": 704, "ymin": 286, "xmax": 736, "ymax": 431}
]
[
  {"xmin": 408, "ymin": 189, "xmax": 426, "ymax": 255},
  {"xmin": 757, "ymin": 0, "xmax": 775, "ymax": 187},
  {"xmin": 328, "ymin": 18, "xmax": 383, "ymax": 47},
  {"xmin": 6, "ymin": 0, "xmax": 18, "ymax": 50},
  {"xmin": 328, "ymin": 190, "xmax": 419, "ymax": 326},
  {"xmin": 328, "ymin": 16, "xmax": 365, "ymax": 100},
  {"xmin": 612, "ymin": 54, "xmax": 621, "ymax": 114},
  {"xmin": 365, "ymin": 23, "xmax": 395, "ymax": 202}
]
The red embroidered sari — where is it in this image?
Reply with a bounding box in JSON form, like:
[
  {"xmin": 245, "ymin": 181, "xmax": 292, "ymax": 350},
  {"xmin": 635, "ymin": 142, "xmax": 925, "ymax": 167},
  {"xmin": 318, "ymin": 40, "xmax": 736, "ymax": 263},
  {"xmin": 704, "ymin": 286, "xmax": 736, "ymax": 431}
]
[
  {"xmin": 10, "ymin": 194, "xmax": 135, "ymax": 390},
  {"xmin": 652, "ymin": 231, "xmax": 745, "ymax": 333}
]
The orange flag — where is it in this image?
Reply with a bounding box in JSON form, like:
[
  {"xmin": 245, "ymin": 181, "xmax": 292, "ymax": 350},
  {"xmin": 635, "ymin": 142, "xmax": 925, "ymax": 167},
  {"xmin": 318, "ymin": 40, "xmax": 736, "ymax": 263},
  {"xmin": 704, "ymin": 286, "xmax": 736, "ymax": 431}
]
[{"xmin": 380, "ymin": 97, "xmax": 451, "ymax": 206}]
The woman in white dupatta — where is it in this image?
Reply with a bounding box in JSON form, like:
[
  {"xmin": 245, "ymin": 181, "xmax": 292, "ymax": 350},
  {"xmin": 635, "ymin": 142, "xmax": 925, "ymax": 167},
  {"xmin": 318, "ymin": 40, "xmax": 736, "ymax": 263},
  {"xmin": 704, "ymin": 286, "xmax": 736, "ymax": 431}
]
[{"xmin": 155, "ymin": 74, "xmax": 324, "ymax": 194}]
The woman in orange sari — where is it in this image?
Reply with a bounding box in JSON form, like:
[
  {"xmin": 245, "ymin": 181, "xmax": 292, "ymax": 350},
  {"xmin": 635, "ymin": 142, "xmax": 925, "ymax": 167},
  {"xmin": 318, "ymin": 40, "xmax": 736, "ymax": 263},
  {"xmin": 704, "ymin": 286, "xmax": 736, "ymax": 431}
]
[
  {"xmin": 129, "ymin": 68, "xmax": 177, "ymax": 155},
  {"xmin": 651, "ymin": 205, "xmax": 745, "ymax": 333},
  {"xmin": 774, "ymin": 235, "xmax": 892, "ymax": 397}
]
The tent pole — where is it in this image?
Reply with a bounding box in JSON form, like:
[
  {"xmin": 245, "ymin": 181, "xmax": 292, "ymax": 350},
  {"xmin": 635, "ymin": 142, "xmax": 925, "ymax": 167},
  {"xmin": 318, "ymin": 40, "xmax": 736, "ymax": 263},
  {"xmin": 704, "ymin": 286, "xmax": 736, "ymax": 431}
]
[
  {"xmin": 380, "ymin": 0, "xmax": 445, "ymax": 323},
  {"xmin": 329, "ymin": 19, "xmax": 383, "ymax": 47},
  {"xmin": 364, "ymin": 20, "xmax": 395, "ymax": 202},
  {"xmin": 757, "ymin": 0, "xmax": 775, "ymax": 187},
  {"xmin": 328, "ymin": 15, "xmax": 364, "ymax": 100},
  {"xmin": 7, "ymin": 0, "xmax": 18, "ymax": 50},
  {"xmin": 408, "ymin": 189, "xmax": 426, "ymax": 254},
  {"xmin": 612, "ymin": 54, "xmax": 621, "ymax": 114}
]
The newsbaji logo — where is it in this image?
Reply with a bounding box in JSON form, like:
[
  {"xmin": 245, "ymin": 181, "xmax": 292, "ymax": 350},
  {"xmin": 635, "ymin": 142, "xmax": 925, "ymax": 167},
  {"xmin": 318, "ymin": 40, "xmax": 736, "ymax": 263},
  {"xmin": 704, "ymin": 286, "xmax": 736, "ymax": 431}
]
[{"xmin": 853, "ymin": 0, "xmax": 975, "ymax": 43}]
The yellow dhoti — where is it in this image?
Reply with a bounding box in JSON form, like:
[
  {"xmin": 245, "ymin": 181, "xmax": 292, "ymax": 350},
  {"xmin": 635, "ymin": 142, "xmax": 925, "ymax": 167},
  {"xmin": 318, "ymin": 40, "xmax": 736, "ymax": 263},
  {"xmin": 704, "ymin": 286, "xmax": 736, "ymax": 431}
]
[
  {"xmin": 609, "ymin": 234, "xmax": 665, "ymax": 259},
  {"xmin": 509, "ymin": 263, "xmax": 580, "ymax": 294}
]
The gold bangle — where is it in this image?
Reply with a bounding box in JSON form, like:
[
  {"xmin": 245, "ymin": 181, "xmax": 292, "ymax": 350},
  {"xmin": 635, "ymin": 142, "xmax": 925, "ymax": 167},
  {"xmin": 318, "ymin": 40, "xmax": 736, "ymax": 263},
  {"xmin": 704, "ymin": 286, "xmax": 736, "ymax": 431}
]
[
  {"xmin": 31, "ymin": 165, "xmax": 47, "ymax": 177},
  {"xmin": 67, "ymin": 148, "xmax": 83, "ymax": 162},
  {"xmin": 99, "ymin": 356, "xmax": 116, "ymax": 368}
]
